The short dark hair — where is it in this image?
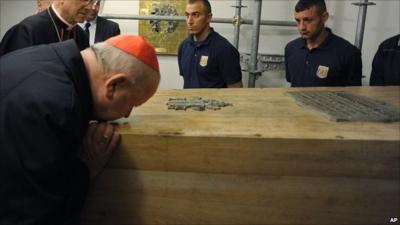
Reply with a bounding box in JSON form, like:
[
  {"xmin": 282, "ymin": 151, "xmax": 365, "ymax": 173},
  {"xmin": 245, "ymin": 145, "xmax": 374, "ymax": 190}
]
[
  {"xmin": 295, "ymin": 0, "xmax": 327, "ymax": 14},
  {"xmin": 188, "ymin": 0, "xmax": 212, "ymax": 14}
]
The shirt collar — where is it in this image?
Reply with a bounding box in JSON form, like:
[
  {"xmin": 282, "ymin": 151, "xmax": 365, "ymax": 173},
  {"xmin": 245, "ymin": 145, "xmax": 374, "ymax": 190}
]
[
  {"xmin": 298, "ymin": 27, "xmax": 333, "ymax": 50},
  {"xmin": 317, "ymin": 27, "xmax": 333, "ymax": 50},
  {"xmin": 189, "ymin": 27, "xmax": 215, "ymax": 47},
  {"xmin": 87, "ymin": 17, "xmax": 98, "ymax": 26},
  {"xmin": 78, "ymin": 18, "xmax": 97, "ymax": 30},
  {"xmin": 51, "ymin": 4, "xmax": 75, "ymax": 30}
]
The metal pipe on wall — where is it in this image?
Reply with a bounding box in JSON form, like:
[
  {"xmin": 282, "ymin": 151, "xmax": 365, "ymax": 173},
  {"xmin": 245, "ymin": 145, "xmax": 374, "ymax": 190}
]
[
  {"xmin": 243, "ymin": 19, "xmax": 296, "ymax": 27},
  {"xmin": 353, "ymin": 0, "xmax": 375, "ymax": 50},
  {"xmin": 102, "ymin": 14, "xmax": 296, "ymax": 27},
  {"xmin": 102, "ymin": 5, "xmax": 296, "ymax": 88},
  {"xmin": 233, "ymin": 0, "xmax": 243, "ymax": 49},
  {"xmin": 248, "ymin": 0, "xmax": 262, "ymax": 88}
]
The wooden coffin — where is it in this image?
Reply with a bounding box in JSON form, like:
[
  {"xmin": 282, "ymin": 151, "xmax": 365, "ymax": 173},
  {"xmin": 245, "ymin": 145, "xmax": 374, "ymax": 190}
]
[{"xmin": 81, "ymin": 86, "xmax": 400, "ymax": 225}]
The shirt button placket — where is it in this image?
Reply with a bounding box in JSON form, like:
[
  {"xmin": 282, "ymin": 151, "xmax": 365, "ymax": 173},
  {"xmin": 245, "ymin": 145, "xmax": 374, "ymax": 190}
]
[{"xmin": 305, "ymin": 52, "xmax": 311, "ymax": 80}]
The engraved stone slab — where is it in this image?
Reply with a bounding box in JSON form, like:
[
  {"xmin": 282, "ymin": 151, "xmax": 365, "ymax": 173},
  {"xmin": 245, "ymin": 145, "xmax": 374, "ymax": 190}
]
[
  {"xmin": 167, "ymin": 97, "xmax": 232, "ymax": 111},
  {"xmin": 287, "ymin": 91, "xmax": 400, "ymax": 122}
]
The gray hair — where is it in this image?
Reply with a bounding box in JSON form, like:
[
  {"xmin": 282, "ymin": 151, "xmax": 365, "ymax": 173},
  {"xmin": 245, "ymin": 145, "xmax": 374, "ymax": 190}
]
[{"xmin": 90, "ymin": 42, "xmax": 160, "ymax": 86}]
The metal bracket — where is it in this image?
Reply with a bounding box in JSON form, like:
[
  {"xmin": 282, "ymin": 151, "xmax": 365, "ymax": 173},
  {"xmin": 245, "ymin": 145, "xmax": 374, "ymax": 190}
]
[
  {"xmin": 231, "ymin": 4, "xmax": 246, "ymax": 26},
  {"xmin": 240, "ymin": 53, "xmax": 285, "ymax": 73},
  {"xmin": 232, "ymin": 16, "xmax": 244, "ymax": 26},
  {"xmin": 352, "ymin": 2, "xmax": 376, "ymax": 6},
  {"xmin": 231, "ymin": 5, "xmax": 247, "ymax": 9}
]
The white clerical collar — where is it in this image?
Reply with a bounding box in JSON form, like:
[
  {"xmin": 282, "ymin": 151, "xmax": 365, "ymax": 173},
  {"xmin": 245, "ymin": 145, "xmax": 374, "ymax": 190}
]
[{"xmin": 51, "ymin": 4, "xmax": 75, "ymax": 30}]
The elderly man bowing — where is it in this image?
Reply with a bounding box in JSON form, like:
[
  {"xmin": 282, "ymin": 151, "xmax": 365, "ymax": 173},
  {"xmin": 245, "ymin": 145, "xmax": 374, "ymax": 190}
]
[{"xmin": 0, "ymin": 35, "xmax": 160, "ymax": 225}]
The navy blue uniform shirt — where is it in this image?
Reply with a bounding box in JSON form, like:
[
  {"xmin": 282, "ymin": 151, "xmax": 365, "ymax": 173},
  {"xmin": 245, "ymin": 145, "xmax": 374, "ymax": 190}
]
[
  {"xmin": 178, "ymin": 28, "xmax": 242, "ymax": 88},
  {"xmin": 285, "ymin": 28, "xmax": 362, "ymax": 87},
  {"xmin": 370, "ymin": 34, "xmax": 400, "ymax": 86}
]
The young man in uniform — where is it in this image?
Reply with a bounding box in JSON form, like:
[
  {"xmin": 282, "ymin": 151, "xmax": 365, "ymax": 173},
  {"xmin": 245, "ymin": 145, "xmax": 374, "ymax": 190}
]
[
  {"xmin": 178, "ymin": 0, "xmax": 243, "ymax": 88},
  {"xmin": 284, "ymin": 0, "xmax": 362, "ymax": 87}
]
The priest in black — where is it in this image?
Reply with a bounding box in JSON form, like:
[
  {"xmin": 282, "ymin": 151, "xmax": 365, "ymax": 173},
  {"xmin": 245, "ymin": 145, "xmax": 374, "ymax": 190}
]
[
  {"xmin": 0, "ymin": 0, "xmax": 95, "ymax": 56},
  {"xmin": 0, "ymin": 35, "xmax": 160, "ymax": 224}
]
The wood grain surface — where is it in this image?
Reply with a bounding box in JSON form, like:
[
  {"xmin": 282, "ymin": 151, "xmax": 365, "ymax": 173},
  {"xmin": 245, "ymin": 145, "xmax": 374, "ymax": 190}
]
[{"xmin": 81, "ymin": 86, "xmax": 400, "ymax": 225}]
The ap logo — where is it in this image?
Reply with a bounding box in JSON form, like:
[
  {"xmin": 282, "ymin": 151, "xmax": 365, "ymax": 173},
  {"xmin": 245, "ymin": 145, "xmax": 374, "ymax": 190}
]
[{"xmin": 390, "ymin": 217, "xmax": 398, "ymax": 223}]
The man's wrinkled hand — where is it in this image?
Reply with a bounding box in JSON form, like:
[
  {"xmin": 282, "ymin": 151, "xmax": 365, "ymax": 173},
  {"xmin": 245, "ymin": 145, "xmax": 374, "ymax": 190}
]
[{"xmin": 78, "ymin": 121, "xmax": 120, "ymax": 179}]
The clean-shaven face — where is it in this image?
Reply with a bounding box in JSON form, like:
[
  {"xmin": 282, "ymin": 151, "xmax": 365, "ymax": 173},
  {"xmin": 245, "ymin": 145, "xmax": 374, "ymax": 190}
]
[
  {"xmin": 294, "ymin": 6, "xmax": 327, "ymax": 41},
  {"xmin": 185, "ymin": 1, "xmax": 211, "ymax": 36},
  {"xmin": 86, "ymin": 1, "xmax": 100, "ymax": 21}
]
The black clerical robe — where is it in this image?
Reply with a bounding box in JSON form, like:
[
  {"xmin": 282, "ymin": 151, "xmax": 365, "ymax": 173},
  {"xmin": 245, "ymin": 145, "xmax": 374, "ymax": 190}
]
[
  {"xmin": 0, "ymin": 6, "xmax": 89, "ymax": 56},
  {"xmin": 0, "ymin": 40, "xmax": 93, "ymax": 224},
  {"xmin": 94, "ymin": 16, "xmax": 121, "ymax": 43}
]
